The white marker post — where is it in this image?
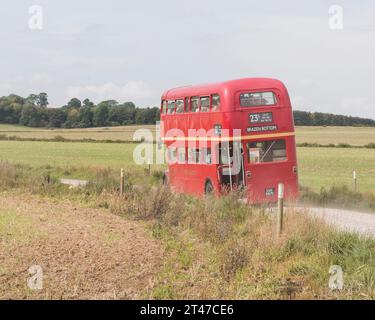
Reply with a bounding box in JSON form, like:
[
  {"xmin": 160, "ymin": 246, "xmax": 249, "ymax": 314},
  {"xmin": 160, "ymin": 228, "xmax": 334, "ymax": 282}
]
[
  {"xmin": 120, "ymin": 168, "xmax": 125, "ymax": 195},
  {"xmin": 276, "ymin": 183, "xmax": 284, "ymax": 238},
  {"xmin": 353, "ymin": 170, "xmax": 357, "ymax": 192}
]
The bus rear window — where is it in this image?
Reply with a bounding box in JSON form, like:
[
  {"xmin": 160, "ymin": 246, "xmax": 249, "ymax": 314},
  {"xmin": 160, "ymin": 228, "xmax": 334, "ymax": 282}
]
[
  {"xmin": 246, "ymin": 139, "xmax": 286, "ymax": 163},
  {"xmin": 240, "ymin": 92, "xmax": 277, "ymax": 107}
]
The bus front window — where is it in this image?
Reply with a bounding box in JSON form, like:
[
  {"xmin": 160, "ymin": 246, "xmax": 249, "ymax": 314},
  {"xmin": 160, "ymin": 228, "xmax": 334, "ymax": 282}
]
[{"xmin": 167, "ymin": 100, "xmax": 175, "ymax": 114}]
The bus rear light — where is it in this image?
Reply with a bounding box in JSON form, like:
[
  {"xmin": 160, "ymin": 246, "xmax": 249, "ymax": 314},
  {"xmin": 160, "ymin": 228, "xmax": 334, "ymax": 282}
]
[{"xmin": 293, "ymin": 166, "xmax": 298, "ymax": 174}]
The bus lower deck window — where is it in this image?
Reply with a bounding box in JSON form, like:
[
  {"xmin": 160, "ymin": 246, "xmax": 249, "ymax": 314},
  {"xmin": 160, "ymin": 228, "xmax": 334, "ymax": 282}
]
[
  {"xmin": 247, "ymin": 139, "xmax": 286, "ymax": 163},
  {"xmin": 168, "ymin": 147, "xmax": 177, "ymax": 163},
  {"xmin": 178, "ymin": 147, "xmax": 186, "ymax": 163},
  {"xmin": 201, "ymin": 148, "xmax": 212, "ymax": 164},
  {"xmin": 188, "ymin": 148, "xmax": 199, "ymax": 163}
]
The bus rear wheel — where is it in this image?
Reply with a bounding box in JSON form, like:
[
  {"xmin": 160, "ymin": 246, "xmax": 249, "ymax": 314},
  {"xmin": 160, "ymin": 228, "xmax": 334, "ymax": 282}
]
[{"xmin": 205, "ymin": 180, "xmax": 214, "ymax": 195}]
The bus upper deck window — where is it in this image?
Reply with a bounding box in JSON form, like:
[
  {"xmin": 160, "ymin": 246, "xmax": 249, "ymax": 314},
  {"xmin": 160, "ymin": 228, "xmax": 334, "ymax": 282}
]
[
  {"xmin": 200, "ymin": 96, "xmax": 209, "ymax": 112},
  {"xmin": 167, "ymin": 100, "xmax": 175, "ymax": 114},
  {"xmin": 212, "ymin": 94, "xmax": 220, "ymax": 111},
  {"xmin": 162, "ymin": 100, "xmax": 167, "ymax": 114},
  {"xmin": 176, "ymin": 99, "xmax": 184, "ymax": 113},
  {"xmin": 191, "ymin": 97, "xmax": 199, "ymax": 112},
  {"xmin": 240, "ymin": 91, "xmax": 277, "ymax": 107}
]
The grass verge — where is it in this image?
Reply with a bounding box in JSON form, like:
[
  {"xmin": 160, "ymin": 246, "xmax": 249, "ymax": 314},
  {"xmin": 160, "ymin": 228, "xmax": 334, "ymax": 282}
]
[{"xmin": 1, "ymin": 162, "xmax": 375, "ymax": 299}]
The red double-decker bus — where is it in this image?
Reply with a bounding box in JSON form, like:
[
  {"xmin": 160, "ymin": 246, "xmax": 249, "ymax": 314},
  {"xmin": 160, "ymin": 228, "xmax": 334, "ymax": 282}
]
[{"xmin": 160, "ymin": 78, "xmax": 298, "ymax": 203}]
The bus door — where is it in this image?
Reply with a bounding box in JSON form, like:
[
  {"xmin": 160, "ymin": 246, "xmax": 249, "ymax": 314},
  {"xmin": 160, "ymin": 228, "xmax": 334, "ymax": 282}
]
[{"xmin": 218, "ymin": 142, "xmax": 245, "ymax": 191}]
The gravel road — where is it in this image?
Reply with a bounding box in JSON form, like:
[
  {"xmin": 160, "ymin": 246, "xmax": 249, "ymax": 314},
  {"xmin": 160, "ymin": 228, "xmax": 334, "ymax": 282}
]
[{"xmin": 302, "ymin": 207, "xmax": 375, "ymax": 236}]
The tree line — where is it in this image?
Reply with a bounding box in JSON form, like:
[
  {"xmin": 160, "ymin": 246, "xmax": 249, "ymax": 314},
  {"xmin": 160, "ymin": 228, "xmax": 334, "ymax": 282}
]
[
  {"xmin": 293, "ymin": 110, "xmax": 375, "ymax": 126},
  {"xmin": 0, "ymin": 93, "xmax": 374, "ymax": 128},
  {"xmin": 0, "ymin": 93, "xmax": 159, "ymax": 128}
]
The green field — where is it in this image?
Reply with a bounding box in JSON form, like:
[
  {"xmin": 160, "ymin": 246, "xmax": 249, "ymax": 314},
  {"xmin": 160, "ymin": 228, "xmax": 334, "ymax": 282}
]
[
  {"xmin": 297, "ymin": 147, "xmax": 375, "ymax": 194},
  {"xmin": 0, "ymin": 139, "xmax": 374, "ymax": 194},
  {"xmin": 1, "ymin": 124, "xmax": 374, "ymax": 146},
  {"xmin": 295, "ymin": 126, "xmax": 375, "ymax": 146},
  {"xmin": 0, "ymin": 124, "xmax": 156, "ymax": 141},
  {"xmin": 0, "ymin": 124, "xmax": 374, "ymax": 193},
  {"xmin": 0, "ymin": 140, "xmax": 154, "ymax": 175}
]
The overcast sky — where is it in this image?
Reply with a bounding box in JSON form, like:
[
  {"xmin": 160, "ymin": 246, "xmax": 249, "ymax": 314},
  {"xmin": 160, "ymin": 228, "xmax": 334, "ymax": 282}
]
[{"xmin": 0, "ymin": 0, "xmax": 374, "ymax": 118}]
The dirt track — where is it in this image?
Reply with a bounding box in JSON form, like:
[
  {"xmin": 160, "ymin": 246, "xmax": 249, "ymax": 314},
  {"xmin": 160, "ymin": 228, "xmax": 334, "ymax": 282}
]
[
  {"xmin": 305, "ymin": 207, "xmax": 375, "ymax": 236},
  {"xmin": 0, "ymin": 192, "xmax": 164, "ymax": 299}
]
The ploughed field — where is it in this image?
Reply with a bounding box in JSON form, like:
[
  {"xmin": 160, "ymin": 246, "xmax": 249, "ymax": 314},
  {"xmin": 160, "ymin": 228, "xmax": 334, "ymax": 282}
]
[{"xmin": 0, "ymin": 124, "xmax": 374, "ymax": 194}]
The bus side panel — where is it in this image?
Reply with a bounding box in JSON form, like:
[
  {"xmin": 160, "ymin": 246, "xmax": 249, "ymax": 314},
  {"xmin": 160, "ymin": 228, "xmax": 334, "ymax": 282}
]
[{"xmin": 168, "ymin": 163, "xmax": 219, "ymax": 197}]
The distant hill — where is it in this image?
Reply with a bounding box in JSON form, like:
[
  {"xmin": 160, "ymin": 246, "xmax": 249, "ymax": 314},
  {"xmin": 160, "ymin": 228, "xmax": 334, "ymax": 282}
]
[{"xmin": 293, "ymin": 110, "xmax": 375, "ymax": 127}]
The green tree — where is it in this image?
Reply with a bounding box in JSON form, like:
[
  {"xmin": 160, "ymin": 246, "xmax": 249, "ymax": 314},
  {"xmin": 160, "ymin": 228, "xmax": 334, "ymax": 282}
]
[
  {"xmin": 98, "ymin": 100, "xmax": 118, "ymax": 108},
  {"xmin": 93, "ymin": 104, "xmax": 109, "ymax": 126},
  {"xmin": 25, "ymin": 94, "xmax": 38, "ymax": 106},
  {"xmin": 63, "ymin": 108, "xmax": 80, "ymax": 128},
  {"xmin": 78, "ymin": 106, "xmax": 93, "ymax": 127},
  {"xmin": 82, "ymin": 98, "xmax": 95, "ymax": 108},
  {"xmin": 67, "ymin": 98, "xmax": 82, "ymax": 109},
  {"xmin": 0, "ymin": 94, "xmax": 24, "ymax": 123},
  {"xmin": 19, "ymin": 104, "xmax": 48, "ymax": 127},
  {"xmin": 47, "ymin": 108, "xmax": 67, "ymax": 127},
  {"xmin": 37, "ymin": 92, "xmax": 49, "ymax": 107}
]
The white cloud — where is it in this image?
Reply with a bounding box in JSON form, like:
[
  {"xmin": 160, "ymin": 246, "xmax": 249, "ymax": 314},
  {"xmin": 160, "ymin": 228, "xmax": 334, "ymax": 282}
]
[{"xmin": 66, "ymin": 81, "xmax": 157, "ymax": 105}]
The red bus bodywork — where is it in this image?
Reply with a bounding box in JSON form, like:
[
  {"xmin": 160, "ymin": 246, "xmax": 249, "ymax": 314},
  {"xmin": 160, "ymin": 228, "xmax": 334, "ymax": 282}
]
[{"xmin": 160, "ymin": 78, "xmax": 298, "ymax": 203}]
